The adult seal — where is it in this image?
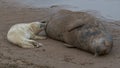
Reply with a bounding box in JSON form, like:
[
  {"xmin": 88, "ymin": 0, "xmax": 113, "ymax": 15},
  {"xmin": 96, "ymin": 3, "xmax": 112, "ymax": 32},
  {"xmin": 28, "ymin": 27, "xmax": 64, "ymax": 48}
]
[{"xmin": 45, "ymin": 10, "xmax": 113, "ymax": 56}]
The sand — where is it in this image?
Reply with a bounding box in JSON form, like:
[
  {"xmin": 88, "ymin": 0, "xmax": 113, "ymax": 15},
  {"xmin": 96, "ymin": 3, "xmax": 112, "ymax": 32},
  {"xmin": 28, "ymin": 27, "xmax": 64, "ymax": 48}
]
[{"xmin": 0, "ymin": 0, "xmax": 120, "ymax": 68}]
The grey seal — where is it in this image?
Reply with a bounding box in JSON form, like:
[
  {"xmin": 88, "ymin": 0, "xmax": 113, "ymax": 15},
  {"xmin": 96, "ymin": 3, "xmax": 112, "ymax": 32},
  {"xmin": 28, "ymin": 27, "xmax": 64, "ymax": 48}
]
[{"xmin": 45, "ymin": 10, "xmax": 113, "ymax": 56}]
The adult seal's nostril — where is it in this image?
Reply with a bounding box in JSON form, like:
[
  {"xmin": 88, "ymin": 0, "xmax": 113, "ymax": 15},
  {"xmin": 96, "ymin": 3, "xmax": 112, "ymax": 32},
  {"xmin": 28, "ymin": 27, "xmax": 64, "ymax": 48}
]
[{"xmin": 95, "ymin": 46, "xmax": 99, "ymax": 56}]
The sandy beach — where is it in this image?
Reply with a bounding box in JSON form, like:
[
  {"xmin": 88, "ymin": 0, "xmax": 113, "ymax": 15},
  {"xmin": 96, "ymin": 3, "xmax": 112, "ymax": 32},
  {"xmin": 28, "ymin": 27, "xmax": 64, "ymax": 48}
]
[{"xmin": 0, "ymin": 0, "xmax": 120, "ymax": 68}]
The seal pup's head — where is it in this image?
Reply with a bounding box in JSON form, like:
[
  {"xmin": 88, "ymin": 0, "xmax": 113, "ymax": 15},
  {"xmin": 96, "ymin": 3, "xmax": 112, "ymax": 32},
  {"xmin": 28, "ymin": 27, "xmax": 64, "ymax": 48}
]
[{"xmin": 30, "ymin": 21, "xmax": 47, "ymax": 34}]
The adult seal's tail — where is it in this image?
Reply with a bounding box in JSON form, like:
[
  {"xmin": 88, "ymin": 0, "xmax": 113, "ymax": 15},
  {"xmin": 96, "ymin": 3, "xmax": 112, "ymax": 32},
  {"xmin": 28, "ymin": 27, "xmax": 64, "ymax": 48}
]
[{"xmin": 45, "ymin": 10, "xmax": 113, "ymax": 56}]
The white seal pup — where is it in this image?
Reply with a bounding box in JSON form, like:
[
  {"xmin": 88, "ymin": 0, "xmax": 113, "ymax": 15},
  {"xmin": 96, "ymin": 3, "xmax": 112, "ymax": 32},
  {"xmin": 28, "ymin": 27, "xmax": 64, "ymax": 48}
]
[{"xmin": 7, "ymin": 21, "xmax": 47, "ymax": 48}]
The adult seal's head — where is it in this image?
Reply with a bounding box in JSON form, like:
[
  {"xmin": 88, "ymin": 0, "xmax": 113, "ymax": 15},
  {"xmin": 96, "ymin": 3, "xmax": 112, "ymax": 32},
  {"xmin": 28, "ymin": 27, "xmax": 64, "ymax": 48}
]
[{"xmin": 73, "ymin": 20, "xmax": 113, "ymax": 56}]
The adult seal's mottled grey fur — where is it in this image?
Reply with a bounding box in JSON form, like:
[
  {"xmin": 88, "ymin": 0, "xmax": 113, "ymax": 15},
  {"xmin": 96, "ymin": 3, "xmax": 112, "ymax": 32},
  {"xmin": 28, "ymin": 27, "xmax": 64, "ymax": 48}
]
[{"xmin": 45, "ymin": 10, "xmax": 113, "ymax": 56}]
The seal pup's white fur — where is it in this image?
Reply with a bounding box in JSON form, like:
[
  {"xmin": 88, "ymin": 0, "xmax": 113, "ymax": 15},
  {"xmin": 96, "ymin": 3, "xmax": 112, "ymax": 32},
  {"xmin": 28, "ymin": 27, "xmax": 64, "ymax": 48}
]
[{"xmin": 7, "ymin": 21, "xmax": 47, "ymax": 48}]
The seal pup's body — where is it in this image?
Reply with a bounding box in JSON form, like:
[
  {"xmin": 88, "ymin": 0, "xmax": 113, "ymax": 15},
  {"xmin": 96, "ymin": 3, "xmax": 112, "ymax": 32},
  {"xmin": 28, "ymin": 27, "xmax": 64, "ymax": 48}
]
[{"xmin": 7, "ymin": 22, "xmax": 46, "ymax": 48}]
